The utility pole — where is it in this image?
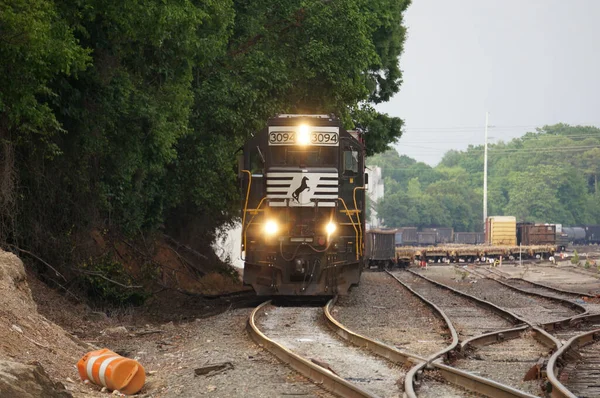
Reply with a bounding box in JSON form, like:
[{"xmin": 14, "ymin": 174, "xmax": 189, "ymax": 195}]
[{"xmin": 483, "ymin": 112, "xmax": 489, "ymax": 234}]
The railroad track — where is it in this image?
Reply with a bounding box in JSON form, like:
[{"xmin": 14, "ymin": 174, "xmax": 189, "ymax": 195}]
[
  {"xmin": 390, "ymin": 270, "xmax": 555, "ymax": 396},
  {"xmin": 389, "ymin": 270, "xmax": 518, "ymax": 339},
  {"xmin": 480, "ymin": 267, "xmax": 600, "ymax": 315},
  {"xmin": 248, "ymin": 297, "xmax": 538, "ymax": 397},
  {"xmin": 452, "ymin": 266, "xmax": 600, "ymax": 396},
  {"xmin": 466, "ymin": 266, "xmax": 600, "ymax": 343},
  {"xmin": 249, "ymin": 301, "xmax": 410, "ymax": 397},
  {"xmin": 547, "ymin": 329, "xmax": 600, "ymax": 398},
  {"xmin": 334, "ymin": 271, "xmax": 451, "ymax": 357},
  {"xmin": 428, "ymin": 266, "xmax": 583, "ymax": 325}
]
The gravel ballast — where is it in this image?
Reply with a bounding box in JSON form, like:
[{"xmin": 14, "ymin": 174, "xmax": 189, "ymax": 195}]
[
  {"xmin": 257, "ymin": 305, "xmax": 406, "ymax": 398},
  {"xmin": 418, "ymin": 266, "xmax": 580, "ymax": 324},
  {"xmin": 334, "ymin": 271, "xmax": 450, "ymax": 357},
  {"xmin": 456, "ymin": 334, "xmax": 547, "ymax": 396},
  {"xmin": 390, "ymin": 270, "xmax": 513, "ymax": 339}
]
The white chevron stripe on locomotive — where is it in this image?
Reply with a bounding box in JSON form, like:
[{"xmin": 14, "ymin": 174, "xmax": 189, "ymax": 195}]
[{"xmin": 267, "ymin": 171, "xmax": 338, "ymax": 207}]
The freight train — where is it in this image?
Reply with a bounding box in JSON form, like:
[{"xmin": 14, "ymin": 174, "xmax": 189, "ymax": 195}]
[
  {"xmin": 240, "ymin": 114, "xmax": 366, "ymax": 296},
  {"xmin": 390, "ymin": 222, "xmax": 600, "ymax": 248}
]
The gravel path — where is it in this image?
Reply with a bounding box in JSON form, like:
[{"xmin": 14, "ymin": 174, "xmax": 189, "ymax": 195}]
[
  {"xmin": 390, "ymin": 270, "xmax": 513, "ymax": 340},
  {"xmin": 257, "ymin": 305, "xmax": 406, "ymax": 397},
  {"xmin": 455, "ymin": 334, "xmax": 547, "ymax": 396},
  {"xmin": 334, "ymin": 272, "xmax": 450, "ymax": 357},
  {"xmin": 419, "ymin": 266, "xmax": 579, "ymax": 324}
]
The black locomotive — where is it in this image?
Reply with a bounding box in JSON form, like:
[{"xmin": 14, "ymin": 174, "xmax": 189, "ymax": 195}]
[{"xmin": 240, "ymin": 114, "xmax": 366, "ymax": 295}]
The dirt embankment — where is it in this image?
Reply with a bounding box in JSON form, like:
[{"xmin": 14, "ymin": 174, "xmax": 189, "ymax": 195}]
[
  {"xmin": 0, "ymin": 246, "xmax": 262, "ymax": 397},
  {"xmin": 0, "ymin": 249, "xmax": 95, "ymax": 397}
]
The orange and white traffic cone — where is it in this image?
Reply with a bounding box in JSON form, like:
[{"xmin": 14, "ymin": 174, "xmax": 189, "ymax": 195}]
[{"xmin": 77, "ymin": 349, "xmax": 145, "ymax": 395}]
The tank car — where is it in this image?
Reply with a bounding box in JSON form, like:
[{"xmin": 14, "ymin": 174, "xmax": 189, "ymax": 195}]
[
  {"xmin": 240, "ymin": 114, "xmax": 366, "ymax": 296},
  {"xmin": 564, "ymin": 227, "xmax": 586, "ymax": 244}
]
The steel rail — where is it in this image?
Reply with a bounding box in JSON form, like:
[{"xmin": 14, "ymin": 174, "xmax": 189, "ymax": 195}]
[
  {"xmin": 384, "ymin": 270, "xmax": 459, "ymax": 398},
  {"xmin": 433, "ymin": 362, "xmax": 539, "ymax": 398},
  {"xmin": 407, "ymin": 269, "xmax": 526, "ymax": 325},
  {"xmin": 410, "ymin": 268, "xmax": 562, "ymax": 349},
  {"xmin": 247, "ymin": 301, "xmax": 378, "ymax": 398},
  {"xmin": 475, "ymin": 267, "xmax": 588, "ymax": 315},
  {"xmin": 483, "ymin": 267, "xmax": 595, "ymax": 299},
  {"xmin": 385, "ymin": 271, "xmax": 538, "ymax": 398},
  {"xmin": 459, "ymin": 325, "xmax": 529, "ymax": 351},
  {"xmin": 459, "ymin": 266, "xmax": 587, "ymax": 320},
  {"xmin": 546, "ymin": 328, "xmax": 600, "ymax": 398},
  {"xmin": 384, "ymin": 270, "xmax": 459, "ymax": 362},
  {"xmin": 323, "ymin": 297, "xmax": 425, "ymax": 365}
]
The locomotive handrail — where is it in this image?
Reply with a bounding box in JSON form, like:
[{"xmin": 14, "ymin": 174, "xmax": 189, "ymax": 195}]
[
  {"xmin": 338, "ymin": 198, "xmax": 360, "ymax": 260},
  {"xmin": 353, "ymin": 186, "xmax": 366, "ymax": 256},
  {"xmin": 241, "ymin": 170, "xmax": 252, "ymax": 260},
  {"xmin": 242, "ymin": 196, "xmax": 267, "ymax": 261}
]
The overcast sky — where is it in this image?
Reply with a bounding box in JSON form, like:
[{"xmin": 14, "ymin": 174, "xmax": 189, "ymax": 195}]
[{"xmin": 376, "ymin": 0, "xmax": 600, "ymax": 165}]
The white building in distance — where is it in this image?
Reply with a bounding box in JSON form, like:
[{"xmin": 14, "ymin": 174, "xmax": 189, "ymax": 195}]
[{"xmin": 366, "ymin": 166, "xmax": 384, "ymax": 228}]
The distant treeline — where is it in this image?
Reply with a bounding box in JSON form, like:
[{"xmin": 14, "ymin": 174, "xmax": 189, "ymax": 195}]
[
  {"xmin": 369, "ymin": 124, "xmax": 600, "ymax": 231},
  {"xmin": 0, "ymin": 0, "xmax": 409, "ymax": 301}
]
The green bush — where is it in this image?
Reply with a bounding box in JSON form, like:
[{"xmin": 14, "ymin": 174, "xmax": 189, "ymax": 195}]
[
  {"xmin": 80, "ymin": 255, "xmax": 148, "ymax": 306},
  {"xmin": 571, "ymin": 250, "xmax": 580, "ymax": 265}
]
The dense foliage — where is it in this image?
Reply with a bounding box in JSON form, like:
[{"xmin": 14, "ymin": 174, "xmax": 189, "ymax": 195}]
[
  {"xmin": 370, "ymin": 124, "xmax": 600, "ymax": 231},
  {"xmin": 0, "ymin": 0, "xmax": 410, "ymax": 298}
]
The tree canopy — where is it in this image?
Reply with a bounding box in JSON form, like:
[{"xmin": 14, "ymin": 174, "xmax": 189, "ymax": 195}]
[
  {"xmin": 370, "ymin": 124, "xmax": 600, "ymax": 231},
  {"xmin": 0, "ymin": 0, "xmax": 411, "ymax": 301}
]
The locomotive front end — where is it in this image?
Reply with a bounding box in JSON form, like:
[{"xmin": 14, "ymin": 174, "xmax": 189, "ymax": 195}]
[{"xmin": 240, "ymin": 115, "xmax": 365, "ymax": 296}]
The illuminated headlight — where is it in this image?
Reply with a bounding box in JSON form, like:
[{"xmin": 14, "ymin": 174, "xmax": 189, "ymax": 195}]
[
  {"xmin": 325, "ymin": 222, "xmax": 336, "ymax": 235},
  {"xmin": 298, "ymin": 124, "xmax": 310, "ymax": 145},
  {"xmin": 264, "ymin": 220, "xmax": 279, "ymax": 236}
]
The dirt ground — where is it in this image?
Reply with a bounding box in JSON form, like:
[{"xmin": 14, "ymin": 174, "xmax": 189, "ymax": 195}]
[{"xmin": 0, "ymin": 248, "xmax": 329, "ymax": 398}]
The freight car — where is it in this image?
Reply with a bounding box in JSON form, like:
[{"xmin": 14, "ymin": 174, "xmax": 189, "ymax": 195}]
[
  {"xmin": 423, "ymin": 227, "xmax": 454, "ymax": 244},
  {"xmin": 583, "ymin": 225, "xmax": 600, "ymax": 244},
  {"xmin": 417, "ymin": 231, "xmax": 437, "ymax": 245},
  {"xmin": 454, "ymin": 232, "xmax": 484, "ymax": 245},
  {"xmin": 395, "ymin": 227, "xmax": 417, "ymax": 246},
  {"xmin": 240, "ymin": 114, "xmax": 366, "ymax": 296},
  {"xmin": 517, "ymin": 223, "xmax": 556, "ymax": 246},
  {"xmin": 563, "ymin": 227, "xmax": 586, "ymax": 244},
  {"xmin": 365, "ymin": 229, "xmax": 397, "ymax": 269}
]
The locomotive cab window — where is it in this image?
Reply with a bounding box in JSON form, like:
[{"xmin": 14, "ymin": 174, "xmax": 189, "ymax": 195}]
[{"xmin": 343, "ymin": 150, "xmax": 359, "ymax": 175}]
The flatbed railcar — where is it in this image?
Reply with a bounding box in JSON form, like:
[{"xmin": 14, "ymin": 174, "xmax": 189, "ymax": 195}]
[{"xmin": 240, "ymin": 114, "xmax": 366, "ymax": 296}]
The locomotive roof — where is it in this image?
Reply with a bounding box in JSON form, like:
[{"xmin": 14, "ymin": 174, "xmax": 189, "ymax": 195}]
[{"xmin": 267, "ymin": 114, "xmax": 341, "ymax": 127}]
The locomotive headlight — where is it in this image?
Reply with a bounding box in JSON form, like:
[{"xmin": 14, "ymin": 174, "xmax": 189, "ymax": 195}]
[
  {"xmin": 264, "ymin": 220, "xmax": 279, "ymax": 236},
  {"xmin": 325, "ymin": 221, "xmax": 336, "ymax": 235},
  {"xmin": 298, "ymin": 124, "xmax": 310, "ymax": 146}
]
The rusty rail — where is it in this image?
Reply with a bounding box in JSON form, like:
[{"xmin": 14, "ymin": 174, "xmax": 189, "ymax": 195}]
[
  {"xmin": 547, "ymin": 329, "xmax": 600, "ymax": 398},
  {"xmin": 247, "ymin": 301, "xmax": 377, "ymax": 398}
]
